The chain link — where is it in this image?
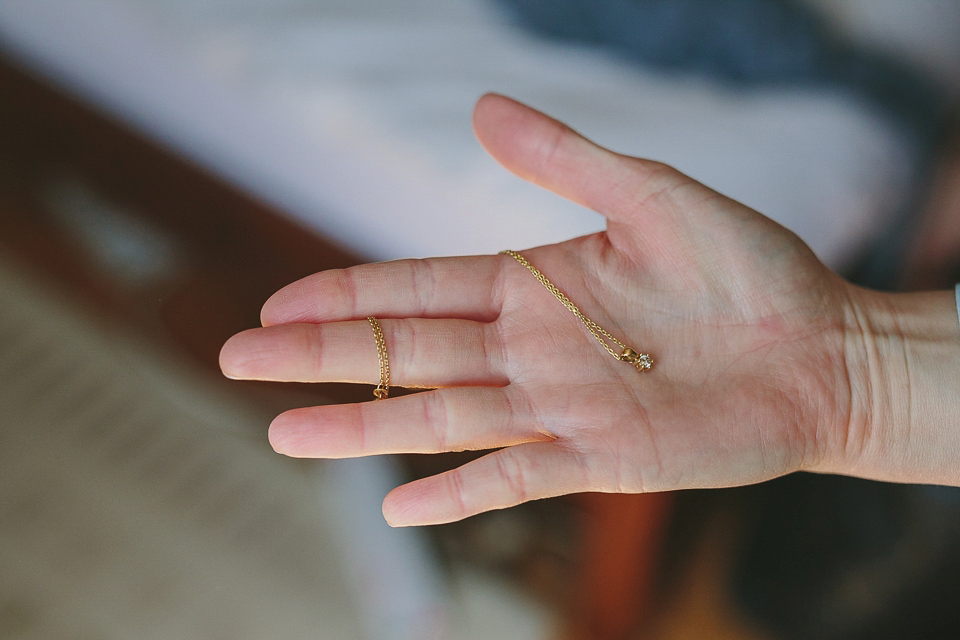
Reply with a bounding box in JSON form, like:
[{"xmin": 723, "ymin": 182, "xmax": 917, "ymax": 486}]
[
  {"xmin": 367, "ymin": 317, "xmax": 390, "ymax": 398},
  {"xmin": 500, "ymin": 250, "xmax": 652, "ymax": 372}
]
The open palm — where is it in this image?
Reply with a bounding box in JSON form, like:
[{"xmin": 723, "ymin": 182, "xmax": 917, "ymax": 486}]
[{"xmin": 220, "ymin": 94, "xmax": 858, "ymax": 526}]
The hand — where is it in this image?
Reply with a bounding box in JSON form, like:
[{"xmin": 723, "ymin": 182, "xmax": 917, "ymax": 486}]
[{"xmin": 219, "ymin": 94, "xmax": 879, "ymax": 526}]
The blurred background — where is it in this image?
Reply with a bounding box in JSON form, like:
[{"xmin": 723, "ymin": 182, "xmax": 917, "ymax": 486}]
[{"xmin": 1, "ymin": 1, "xmax": 959, "ymax": 639}]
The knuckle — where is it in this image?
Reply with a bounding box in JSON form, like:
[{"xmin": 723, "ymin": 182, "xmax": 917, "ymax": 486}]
[
  {"xmin": 388, "ymin": 319, "xmax": 417, "ymax": 382},
  {"xmin": 422, "ymin": 391, "xmax": 452, "ymax": 451},
  {"xmin": 501, "ymin": 387, "xmax": 537, "ymax": 436},
  {"xmin": 534, "ymin": 122, "xmax": 569, "ymax": 173},
  {"xmin": 447, "ymin": 469, "xmax": 470, "ymax": 517},
  {"xmin": 416, "ymin": 259, "xmax": 441, "ymax": 315},
  {"xmin": 302, "ymin": 325, "xmax": 326, "ymax": 377},
  {"xmin": 495, "ymin": 449, "xmax": 529, "ymax": 504},
  {"xmin": 480, "ymin": 321, "xmax": 507, "ymax": 373},
  {"xmin": 402, "ymin": 258, "xmax": 437, "ymax": 317},
  {"xmin": 352, "ymin": 401, "xmax": 370, "ymax": 452},
  {"xmin": 332, "ymin": 268, "xmax": 361, "ymax": 316}
]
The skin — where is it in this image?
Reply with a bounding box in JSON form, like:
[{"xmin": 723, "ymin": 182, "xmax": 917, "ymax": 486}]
[{"xmin": 220, "ymin": 94, "xmax": 960, "ymax": 527}]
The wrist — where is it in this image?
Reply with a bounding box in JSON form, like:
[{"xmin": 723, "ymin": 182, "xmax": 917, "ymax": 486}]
[{"xmin": 830, "ymin": 287, "xmax": 960, "ymax": 484}]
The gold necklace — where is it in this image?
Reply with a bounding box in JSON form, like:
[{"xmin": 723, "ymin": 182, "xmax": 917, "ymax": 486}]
[
  {"xmin": 366, "ymin": 316, "xmax": 390, "ymax": 399},
  {"xmin": 500, "ymin": 250, "xmax": 653, "ymax": 372}
]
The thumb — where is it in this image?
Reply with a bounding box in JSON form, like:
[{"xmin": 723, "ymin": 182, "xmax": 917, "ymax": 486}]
[{"xmin": 472, "ymin": 94, "xmax": 691, "ymax": 231}]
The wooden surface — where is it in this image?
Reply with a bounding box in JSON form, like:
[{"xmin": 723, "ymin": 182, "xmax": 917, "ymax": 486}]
[
  {"xmin": 0, "ymin": 56, "xmax": 371, "ymax": 407},
  {"xmin": 565, "ymin": 492, "xmax": 674, "ymax": 640}
]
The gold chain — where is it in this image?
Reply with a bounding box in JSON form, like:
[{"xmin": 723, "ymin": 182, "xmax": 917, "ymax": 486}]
[
  {"xmin": 499, "ymin": 250, "xmax": 652, "ymax": 372},
  {"xmin": 367, "ymin": 317, "xmax": 390, "ymax": 399}
]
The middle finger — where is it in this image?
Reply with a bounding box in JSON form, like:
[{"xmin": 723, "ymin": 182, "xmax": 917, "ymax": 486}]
[{"xmin": 219, "ymin": 318, "xmax": 508, "ymax": 388}]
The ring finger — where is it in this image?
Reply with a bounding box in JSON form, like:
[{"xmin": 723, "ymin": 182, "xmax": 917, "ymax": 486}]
[{"xmin": 269, "ymin": 386, "xmax": 551, "ymax": 458}]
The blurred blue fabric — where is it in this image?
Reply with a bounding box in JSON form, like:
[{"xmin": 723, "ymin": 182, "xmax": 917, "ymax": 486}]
[
  {"xmin": 493, "ymin": 0, "xmax": 953, "ymax": 289},
  {"xmin": 493, "ymin": 0, "xmax": 949, "ymax": 153}
]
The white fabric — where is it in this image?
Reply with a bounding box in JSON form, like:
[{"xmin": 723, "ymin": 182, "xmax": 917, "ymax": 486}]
[{"xmin": 0, "ymin": 0, "xmax": 929, "ymax": 266}]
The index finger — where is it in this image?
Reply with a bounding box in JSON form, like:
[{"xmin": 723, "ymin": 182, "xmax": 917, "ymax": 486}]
[{"xmin": 261, "ymin": 255, "xmax": 506, "ymax": 326}]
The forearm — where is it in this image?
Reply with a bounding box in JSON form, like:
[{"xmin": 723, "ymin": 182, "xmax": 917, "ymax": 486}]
[{"xmin": 836, "ymin": 287, "xmax": 960, "ymax": 485}]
